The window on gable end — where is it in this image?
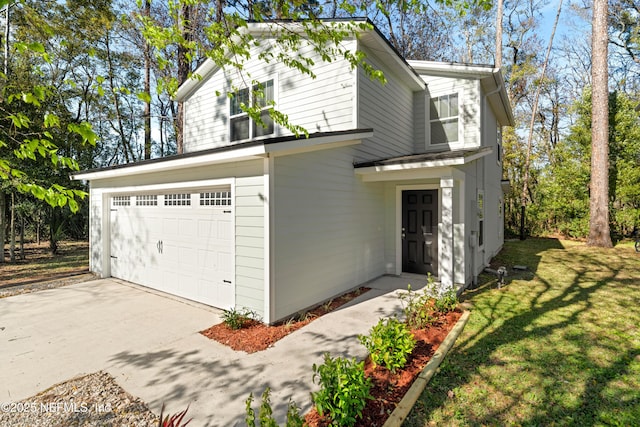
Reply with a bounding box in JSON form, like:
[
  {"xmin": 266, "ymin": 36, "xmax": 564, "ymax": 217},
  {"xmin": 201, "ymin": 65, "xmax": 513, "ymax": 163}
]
[
  {"xmin": 229, "ymin": 79, "xmax": 274, "ymax": 142},
  {"xmin": 430, "ymin": 93, "xmax": 459, "ymax": 144}
]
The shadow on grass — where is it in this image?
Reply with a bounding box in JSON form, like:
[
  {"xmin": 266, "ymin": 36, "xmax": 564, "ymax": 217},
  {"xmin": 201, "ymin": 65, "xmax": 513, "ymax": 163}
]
[{"xmin": 404, "ymin": 238, "xmax": 640, "ymax": 426}]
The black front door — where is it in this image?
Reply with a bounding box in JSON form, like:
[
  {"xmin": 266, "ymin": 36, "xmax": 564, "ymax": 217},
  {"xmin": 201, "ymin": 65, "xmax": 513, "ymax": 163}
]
[{"xmin": 402, "ymin": 190, "xmax": 438, "ymax": 275}]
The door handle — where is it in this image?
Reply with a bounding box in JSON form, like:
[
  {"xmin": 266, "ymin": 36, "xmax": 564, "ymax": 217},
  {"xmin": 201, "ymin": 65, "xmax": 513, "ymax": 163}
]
[{"xmin": 157, "ymin": 240, "xmax": 163, "ymax": 254}]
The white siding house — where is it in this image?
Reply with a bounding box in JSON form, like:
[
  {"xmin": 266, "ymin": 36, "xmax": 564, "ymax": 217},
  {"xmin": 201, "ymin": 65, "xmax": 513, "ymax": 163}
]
[{"xmin": 73, "ymin": 20, "xmax": 513, "ymax": 323}]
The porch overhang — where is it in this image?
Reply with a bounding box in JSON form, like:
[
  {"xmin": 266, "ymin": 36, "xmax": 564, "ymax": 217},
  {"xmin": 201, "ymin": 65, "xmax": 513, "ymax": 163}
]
[{"xmin": 354, "ymin": 146, "xmax": 491, "ymax": 182}]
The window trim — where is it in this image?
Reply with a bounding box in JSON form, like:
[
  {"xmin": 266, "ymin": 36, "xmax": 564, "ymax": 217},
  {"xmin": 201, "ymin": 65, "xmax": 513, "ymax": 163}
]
[
  {"xmin": 229, "ymin": 78, "xmax": 276, "ymax": 142},
  {"xmin": 429, "ymin": 92, "xmax": 460, "ymax": 145}
]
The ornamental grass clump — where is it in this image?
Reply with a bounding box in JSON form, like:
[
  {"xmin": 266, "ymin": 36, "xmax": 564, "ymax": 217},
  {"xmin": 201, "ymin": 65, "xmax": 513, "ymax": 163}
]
[
  {"xmin": 311, "ymin": 353, "xmax": 372, "ymax": 427},
  {"xmin": 359, "ymin": 317, "xmax": 416, "ymax": 373}
]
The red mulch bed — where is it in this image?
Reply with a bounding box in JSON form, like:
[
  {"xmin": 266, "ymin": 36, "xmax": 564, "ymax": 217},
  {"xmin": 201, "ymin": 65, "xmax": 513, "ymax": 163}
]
[
  {"xmin": 200, "ymin": 285, "xmax": 463, "ymax": 426},
  {"xmin": 303, "ymin": 309, "xmax": 463, "ymax": 427},
  {"xmin": 200, "ymin": 287, "xmax": 371, "ymax": 353}
]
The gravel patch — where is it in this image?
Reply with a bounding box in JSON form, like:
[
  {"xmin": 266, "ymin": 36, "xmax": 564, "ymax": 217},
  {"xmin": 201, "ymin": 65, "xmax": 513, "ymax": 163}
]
[
  {"xmin": 0, "ymin": 273, "xmax": 96, "ymax": 299},
  {"xmin": 0, "ymin": 371, "xmax": 159, "ymax": 427}
]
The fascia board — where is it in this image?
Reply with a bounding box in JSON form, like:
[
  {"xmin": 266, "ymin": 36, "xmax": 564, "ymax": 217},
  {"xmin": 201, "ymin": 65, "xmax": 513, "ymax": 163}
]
[
  {"xmin": 175, "ymin": 59, "xmax": 220, "ymax": 102},
  {"xmin": 360, "ymin": 33, "xmax": 425, "ymax": 91},
  {"xmin": 72, "ymin": 145, "xmax": 267, "ymax": 181},
  {"xmin": 355, "ymin": 147, "xmax": 491, "ymax": 177},
  {"xmin": 265, "ymin": 130, "xmax": 373, "ymax": 156},
  {"xmin": 407, "ymin": 60, "xmax": 496, "ymax": 77}
]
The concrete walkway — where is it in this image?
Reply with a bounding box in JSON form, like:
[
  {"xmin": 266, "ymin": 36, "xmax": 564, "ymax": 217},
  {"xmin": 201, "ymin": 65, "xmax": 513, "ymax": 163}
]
[{"xmin": 0, "ymin": 275, "xmax": 430, "ymax": 426}]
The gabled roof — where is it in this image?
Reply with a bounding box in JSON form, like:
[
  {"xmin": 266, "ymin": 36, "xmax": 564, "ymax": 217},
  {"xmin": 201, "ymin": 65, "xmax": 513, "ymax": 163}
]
[
  {"xmin": 407, "ymin": 60, "xmax": 515, "ymax": 127},
  {"xmin": 174, "ymin": 18, "xmax": 425, "ymax": 102}
]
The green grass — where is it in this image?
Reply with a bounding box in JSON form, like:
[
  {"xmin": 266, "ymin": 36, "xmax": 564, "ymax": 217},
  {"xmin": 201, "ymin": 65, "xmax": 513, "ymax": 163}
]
[{"xmin": 404, "ymin": 238, "xmax": 640, "ymax": 426}]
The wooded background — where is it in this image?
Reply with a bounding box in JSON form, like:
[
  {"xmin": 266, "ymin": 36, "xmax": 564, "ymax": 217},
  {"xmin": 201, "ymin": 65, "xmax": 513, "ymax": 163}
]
[{"xmin": 1, "ymin": 0, "xmax": 638, "ymax": 261}]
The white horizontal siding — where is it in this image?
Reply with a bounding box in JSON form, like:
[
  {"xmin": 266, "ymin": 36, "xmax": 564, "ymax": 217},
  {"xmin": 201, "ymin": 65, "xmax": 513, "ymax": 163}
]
[
  {"xmin": 419, "ymin": 75, "xmax": 480, "ymax": 150},
  {"xmin": 356, "ymin": 45, "xmax": 415, "ymax": 161},
  {"xmin": 234, "ymin": 175, "xmax": 266, "ymax": 317},
  {"xmin": 88, "ymin": 187, "xmax": 104, "ymax": 276},
  {"xmin": 183, "ymin": 39, "xmax": 356, "ymax": 153},
  {"xmin": 414, "ymin": 90, "xmax": 428, "ymax": 152},
  {"xmin": 272, "ymin": 147, "xmax": 386, "ymax": 321}
]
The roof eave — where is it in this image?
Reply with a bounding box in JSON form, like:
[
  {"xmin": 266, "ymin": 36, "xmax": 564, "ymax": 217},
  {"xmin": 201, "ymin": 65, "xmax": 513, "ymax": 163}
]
[
  {"xmin": 354, "ymin": 146, "xmax": 492, "ymax": 175},
  {"xmin": 72, "ymin": 129, "xmax": 373, "ymax": 182}
]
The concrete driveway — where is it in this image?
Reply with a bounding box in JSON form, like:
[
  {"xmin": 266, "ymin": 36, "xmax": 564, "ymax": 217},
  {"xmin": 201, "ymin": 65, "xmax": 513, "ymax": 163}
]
[{"xmin": 0, "ymin": 277, "xmax": 414, "ymax": 426}]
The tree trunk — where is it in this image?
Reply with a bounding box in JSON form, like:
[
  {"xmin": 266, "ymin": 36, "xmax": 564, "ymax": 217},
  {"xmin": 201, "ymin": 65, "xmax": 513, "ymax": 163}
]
[
  {"xmin": 4, "ymin": 3, "xmax": 9, "ymax": 76},
  {"xmin": 143, "ymin": 0, "xmax": 152, "ymax": 160},
  {"xmin": 587, "ymin": 0, "xmax": 613, "ymax": 248},
  {"xmin": 495, "ymin": 0, "xmax": 503, "ymax": 68},
  {"xmin": 9, "ymin": 192, "xmax": 15, "ymax": 262},
  {"xmin": 49, "ymin": 208, "xmax": 59, "ymax": 255},
  {"xmin": 19, "ymin": 213, "xmax": 24, "ymax": 260},
  {"xmin": 0, "ymin": 192, "xmax": 5, "ymax": 264},
  {"xmin": 176, "ymin": 3, "xmax": 192, "ymax": 155}
]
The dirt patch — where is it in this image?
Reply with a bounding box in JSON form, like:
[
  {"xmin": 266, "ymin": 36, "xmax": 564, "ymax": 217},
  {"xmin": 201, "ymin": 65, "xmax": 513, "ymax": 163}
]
[
  {"xmin": 0, "ymin": 241, "xmax": 89, "ymax": 287},
  {"xmin": 200, "ymin": 287, "xmax": 371, "ymax": 353}
]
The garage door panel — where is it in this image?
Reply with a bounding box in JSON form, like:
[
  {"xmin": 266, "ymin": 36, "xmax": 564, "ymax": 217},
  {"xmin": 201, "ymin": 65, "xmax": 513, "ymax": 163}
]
[
  {"xmin": 197, "ymin": 220, "xmax": 217, "ymax": 238},
  {"xmin": 109, "ymin": 189, "xmax": 235, "ymax": 310},
  {"xmin": 163, "ymin": 218, "xmax": 179, "ymax": 236},
  {"xmin": 218, "ymin": 220, "xmax": 233, "ymax": 241},
  {"xmin": 198, "ymin": 249, "xmax": 219, "ymax": 270},
  {"xmin": 179, "ymin": 246, "xmax": 197, "ymax": 267},
  {"xmin": 179, "ymin": 219, "xmax": 197, "ymax": 237},
  {"xmin": 218, "ymin": 252, "xmax": 233, "ymax": 273},
  {"xmin": 198, "ymin": 278, "xmax": 234, "ymax": 309}
]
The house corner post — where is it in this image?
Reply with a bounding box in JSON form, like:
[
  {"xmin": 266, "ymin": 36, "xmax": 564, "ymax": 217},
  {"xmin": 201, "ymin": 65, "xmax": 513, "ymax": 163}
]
[{"xmin": 440, "ymin": 177, "xmax": 454, "ymax": 289}]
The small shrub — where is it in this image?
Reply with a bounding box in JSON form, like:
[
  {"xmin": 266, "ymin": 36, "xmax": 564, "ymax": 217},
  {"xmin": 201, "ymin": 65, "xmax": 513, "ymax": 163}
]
[
  {"xmin": 435, "ymin": 286, "xmax": 458, "ymax": 313},
  {"xmin": 398, "ymin": 284, "xmax": 434, "ymax": 329},
  {"xmin": 245, "ymin": 387, "xmax": 303, "ymax": 427},
  {"xmin": 311, "ymin": 353, "xmax": 372, "ymax": 427},
  {"xmin": 285, "ymin": 400, "xmax": 304, "ymax": 427},
  {"xmin": 222, "ymin": 307, "xmax": 258, "ymax": 330},
  {"xmin": 359, "ymin": 317, "xmax": 416, "ymax": 373}
]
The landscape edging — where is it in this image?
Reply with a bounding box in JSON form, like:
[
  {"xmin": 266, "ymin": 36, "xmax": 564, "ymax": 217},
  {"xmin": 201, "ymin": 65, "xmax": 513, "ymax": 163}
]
[{"xmin": 382, "ymin": 310, "xmax": 471, "ymax": 427}]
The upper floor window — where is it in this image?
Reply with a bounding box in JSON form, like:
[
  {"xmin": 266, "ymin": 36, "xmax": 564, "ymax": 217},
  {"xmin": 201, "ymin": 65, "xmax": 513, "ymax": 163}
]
[
  {"xmin": 430, "ymin": 93, "xmax": 459, "ymax": 144},
  {"xmin": 230, "ymin": 80, "xmax": 275, "ymax": 142}
]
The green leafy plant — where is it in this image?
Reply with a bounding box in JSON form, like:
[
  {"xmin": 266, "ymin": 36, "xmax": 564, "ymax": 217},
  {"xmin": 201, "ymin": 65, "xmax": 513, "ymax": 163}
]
[
  {"xmin": 358, "ymin": 317, "xmax": 416, "ymax": 373},
  {"xmin": 222, "ymin": 307, "xmax": 258, "ymax": 330},
  {"xmin": 398, "ymin": 284, "xmax": 435, "ymax": 329},
  {"xmin": 435, "ymin": 286, "xmax": 458, "ymax": 313},
  {"xmin": 245, "ymin": 387, "xmax": 303, "ymax": 427},
  {"xmin": 285, "ymin": 400, "xmax": 304, "ymax": 427},
  {"xmin": 158, "ymin": 403, "xmax": 191, "ymax": 427},
  {"xmin": 311, "ymin": 353, "xmax": 372, "ymax": 427}
]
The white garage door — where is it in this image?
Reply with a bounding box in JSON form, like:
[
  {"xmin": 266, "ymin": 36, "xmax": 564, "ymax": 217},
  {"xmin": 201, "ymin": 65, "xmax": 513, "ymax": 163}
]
[{"xmin": 109, "ymin": 189, "xmax": 234, "ymax": 309}]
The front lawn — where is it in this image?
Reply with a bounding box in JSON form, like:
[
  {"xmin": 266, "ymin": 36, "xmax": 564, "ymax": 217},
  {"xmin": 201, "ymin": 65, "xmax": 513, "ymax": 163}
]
[{"xmin": 404, "ymin": 238, "xmax": 640, "ymax": 426}]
